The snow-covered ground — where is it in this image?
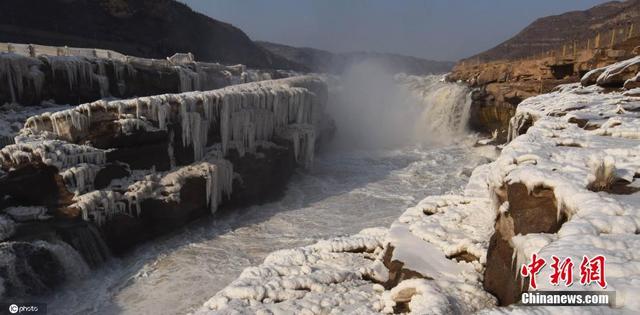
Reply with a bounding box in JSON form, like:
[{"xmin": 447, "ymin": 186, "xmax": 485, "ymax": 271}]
[{"xmin": 199, "ymin": 60, "xmax": 640, "ymax": 314}]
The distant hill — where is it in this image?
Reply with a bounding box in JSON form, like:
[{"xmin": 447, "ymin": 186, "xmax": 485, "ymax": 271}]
[
  {"xmin": 0, "ymin": 0, "xmax": 306, "ymax": 70},
  {"xmin": 466, "ymin": 0, "xmax": 640, "ymax": 62},
  {"xmin": 257, "ymin": 41, "xmax": 454, "ymax": 75}
]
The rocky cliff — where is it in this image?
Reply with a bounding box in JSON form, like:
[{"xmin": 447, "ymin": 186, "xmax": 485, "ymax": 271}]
[
  {"xmin": 0, "ymin": 76, "xmax": 333, "ymax": 297},
  {"xmin": 466, "ymin": 0, "xmax": 640, "ymax": 63},
  {"xmin": 0, "ymin": 43, "xmax": 293, "ymax": 107},
  {"xmin": 258, "ymin": 41, "xmax": 454, "ymax": 75},
  {"xmin": 0, "ymin": 0, "xmax": 306, "ymax": 71},
  {"xmin": 450, "ymin": 0, "xmax": 640, "ymax": 142}
]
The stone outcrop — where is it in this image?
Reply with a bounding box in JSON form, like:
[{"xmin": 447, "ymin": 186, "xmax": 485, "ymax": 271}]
[
  {"xmin": 0, "ymin": 75, "xmax": 333, "ymax": 295},
  {"xmin": 581, "ymin": 55, "xmax": 640, "ymax": 89},
  {"xmin": 483, "ymin": 183, "xmax": 564, "ymax": 305}
]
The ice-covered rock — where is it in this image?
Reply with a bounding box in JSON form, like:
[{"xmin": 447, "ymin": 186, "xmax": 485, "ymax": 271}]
[
  {"xmin": 1, "ymin": 49, "xmax": 278, "ymax": 106},
  {"xmin": 484, "ymin": 71, "xmax": 640, "ymax": 311},
  {"xmin": 199, "ymin": 159, "xmax": 498, "ymax": 314},
  {"xmin": 19, "ymin": 76, "xmax": 326, "ymax": 168},
  {"xmin": 198, "ymin": 228, "xmax": 389, "ymax": 314},
  {"xmin": 581, "ymin": 55, "xmax": 640, "ymax": 88}
]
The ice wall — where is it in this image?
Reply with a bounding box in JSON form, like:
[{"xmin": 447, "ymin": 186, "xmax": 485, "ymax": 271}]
[
  {"xmin": 2, "ymin": 76, "xmax": 327, "ymax": 227},
  {"xmin": 0, "ymin": 51, "xmax": 277, "ymax": 106}
]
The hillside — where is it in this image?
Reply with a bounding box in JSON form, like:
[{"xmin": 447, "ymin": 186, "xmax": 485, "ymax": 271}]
[
  {"xmin": 0, "ymin": 0, "xmax": 306, "ymax": 70},
  {"xmin": 258, "ymin": 41, "xmax": 454, "ymax": 75},
  {"xmin": 467, "ymin": 0, "xmax": 640, "ymax": 62}
]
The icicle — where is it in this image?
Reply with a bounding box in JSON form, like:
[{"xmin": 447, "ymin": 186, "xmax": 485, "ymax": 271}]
[
  {"xmin": 61, "ymin": 163, "xmax": 101, "ymax": 195},
  {"xmin": 72, "ymin": 190, "xmax": 124, "ymax": 227},
  {"xmin": 44, "ymin": 55, "xmax": 96, "ymax": 91},
  {"xmin": 0, "ymin": 53, "xmax": 44, "ymax": 104},
  {"xmin": 0, "ymin": 140, "xmax": 106, "ymax": 169}
]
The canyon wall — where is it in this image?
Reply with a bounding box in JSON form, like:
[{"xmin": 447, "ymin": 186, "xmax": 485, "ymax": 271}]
[
  {"xmin": 0, "ymin": 43, "xmax": 289, "ymax": 107},
  {"xmin": 0, "ymin": 75, "xmax": 332, "ymax": 297},
  {"xmin": 449, "ymin": 36, "xmax": 640, "ymax": 142}
]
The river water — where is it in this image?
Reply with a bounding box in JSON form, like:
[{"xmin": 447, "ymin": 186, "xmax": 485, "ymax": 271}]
[{"xmin": 45, "ymin": 71, "xmax": 487, "ymax": 314}]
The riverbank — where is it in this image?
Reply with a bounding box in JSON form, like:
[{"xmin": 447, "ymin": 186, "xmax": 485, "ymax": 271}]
[
  {"xmin": 200, "ymin": 57, "xmax": 640, "ymax": 314},
  {"xmin": 448, "ymin": 36, "xmax": 640, "ymax": 143}
]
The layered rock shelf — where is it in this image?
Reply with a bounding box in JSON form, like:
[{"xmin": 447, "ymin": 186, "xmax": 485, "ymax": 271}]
[
  {"xmin": 0, "ymin": 43, "xmax": 284, "ymax": 106},
  {"xmin": 200, "ymin": 57, "xmax": 640, "ymax": 314},
  {"xmin": 0, "ymin": 75, "xmax": 332, "ymax": 297}
]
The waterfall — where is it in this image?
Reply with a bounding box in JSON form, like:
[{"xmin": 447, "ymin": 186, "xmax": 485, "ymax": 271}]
[
  {"xmin": 0, "ymin": 240, "xmax": 87, "ymax": 297},
  {"xmin": 396, "ymin": 74, "xmax": 472, "ymax": 144},
  {"xmin": 328, "ymin": 61, "xmax": 472, "ymax": 149},
  {"xmin": 33, "ymin": 240, "xmax": 90, "ymax": 281},
  {"xmin": 57, "ymin": 223, "xmax": 110, "ymax": 268}
]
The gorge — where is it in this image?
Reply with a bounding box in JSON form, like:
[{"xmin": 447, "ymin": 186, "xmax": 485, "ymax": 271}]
[{"xmin": 1, "ymin": 1, "xmax": 640, "ymax": 314}]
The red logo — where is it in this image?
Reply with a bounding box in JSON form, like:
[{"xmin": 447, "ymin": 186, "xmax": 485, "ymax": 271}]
[
  {"xmin": 520, "ymin": 253, "xmax": 546, "ymax": 289},
  {"xmin": 579, "ymin": 255, "xmax": 607, "ymax": 288},
  {"xmin": 520, "ymin": 254, "xmax": 606, "ymax": 289},
  {"xmin": 550, "ymin": 255, "xmax": 574, "ymax": 286}
]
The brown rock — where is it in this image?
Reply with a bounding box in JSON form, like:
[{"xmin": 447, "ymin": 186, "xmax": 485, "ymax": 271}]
[{"xmin": 484, "ymin": 183, "xmax": 565, "ymax": 305}]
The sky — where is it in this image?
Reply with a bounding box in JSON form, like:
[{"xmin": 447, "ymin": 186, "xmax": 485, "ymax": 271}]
[{"xmin": 180, "ymin": 0, "xmax": 610, "ymax": 61}]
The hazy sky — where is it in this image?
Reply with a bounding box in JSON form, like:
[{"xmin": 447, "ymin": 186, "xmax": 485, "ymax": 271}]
[{"xmin": 181, "ymin": 0, "xmax": 609, "ymax": 61}]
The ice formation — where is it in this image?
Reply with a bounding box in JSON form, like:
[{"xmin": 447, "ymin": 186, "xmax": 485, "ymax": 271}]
[
  {"xmin": 580, "ymin": 56, "xmax": 640, "ymax": 86},
  {"xmin": 198, "ymin": 151, "xmax": 498, "ymax": 314},
  {"xmin": 0, "ymin": 140, "xmax": 106, "ymax": 169},
  {"xmin": 20, "ymin": 76, "xmax": 325, "ymax": 167},
  {"xmin": 485, "ymin": 81, "xmax": 640, "ymax": 313},
  {"xmin": 0, "ymin": 53, "xmax": 44, "ymax": 103},
  {"xmin": 6, "ymin": 76, "xmax": 326, "ymax": 227},
  {"xmin": 198, "ymin": 228, "xmax": 390, "ymax": 314},
  {"xmin": 68, "ymin": 157, "xmax": 233, "ymax": 226},
  {"xmin": 1, "ymin": 45, "xmax": 272, "ymax": 106},
  {"xmin": 61, "ymin": 163, "xmax": 102, "ymax": 195}
]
